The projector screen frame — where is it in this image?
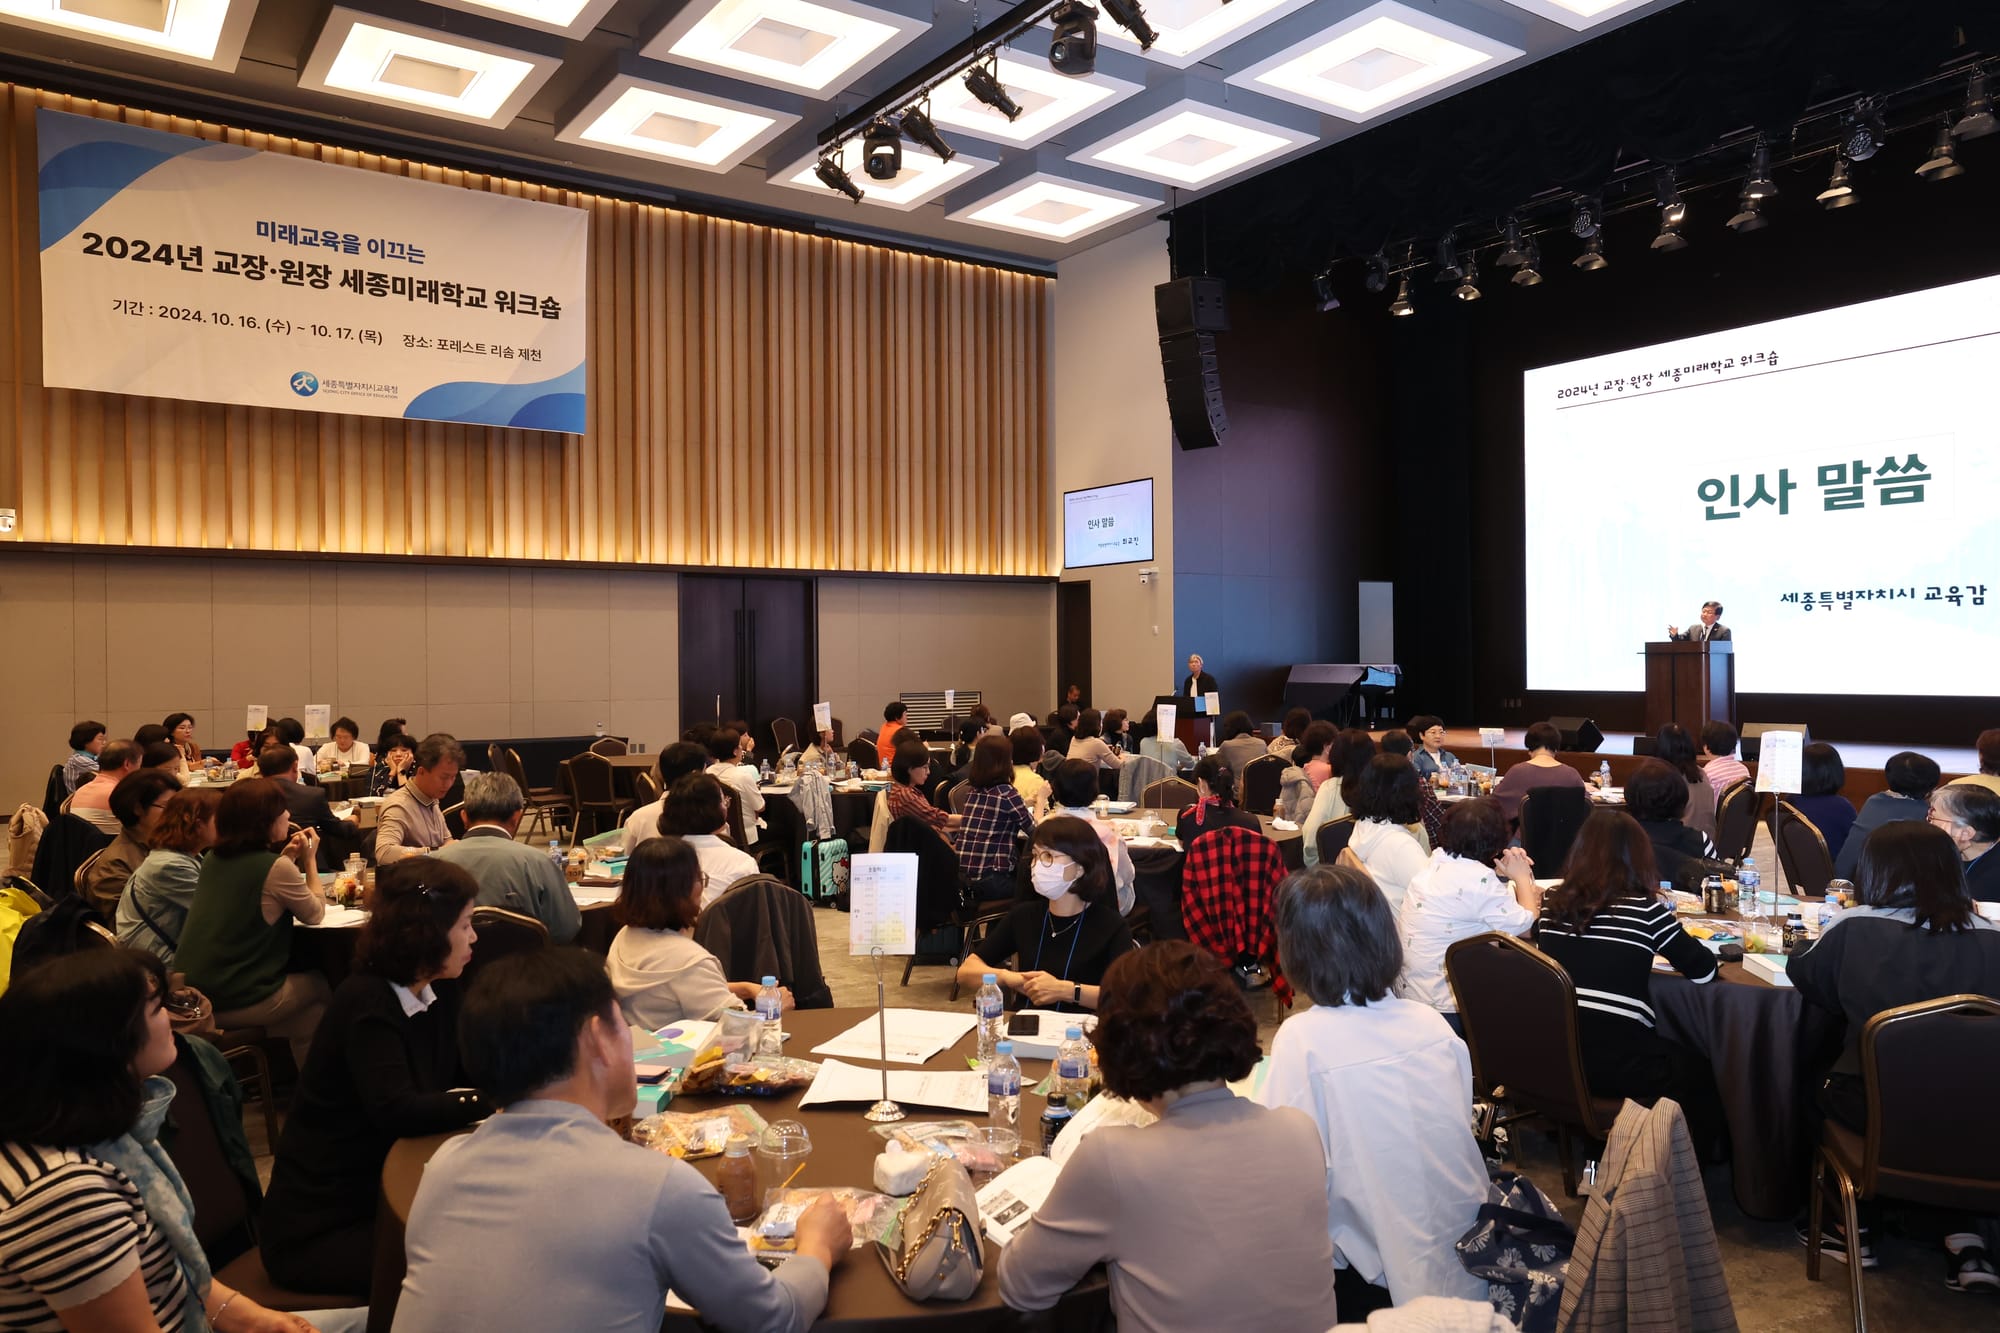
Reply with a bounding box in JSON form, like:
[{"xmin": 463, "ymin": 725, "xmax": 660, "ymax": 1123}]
[{"xmin": 1062, "ymin": 475, "xmax": 1156, "ymax": 571}]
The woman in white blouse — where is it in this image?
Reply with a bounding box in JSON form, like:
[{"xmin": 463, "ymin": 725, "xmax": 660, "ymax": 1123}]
[
  {"xmin": 607, "ymin": 836, "xmax": 791, "ymax": 1028},
  {"xmin": 1342, "ymin": 754, "xmax": 1429, "ymax": 917},
  {"xmin": 316, "ymin": 716, "xmax": 373, "ymax": 771},
  {"xmin": 1396, "ymin": 797, "xmax": 1540, "ymax": 1033},
  {"xmin": 1066, "ymin": 709, "xmax": 1126, "ymax": 770}
]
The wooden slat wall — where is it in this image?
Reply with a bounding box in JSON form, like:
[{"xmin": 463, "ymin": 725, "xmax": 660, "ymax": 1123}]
[{"xmin": 0, "ymin": 84, "xmax": 1053, "ymax": 576}]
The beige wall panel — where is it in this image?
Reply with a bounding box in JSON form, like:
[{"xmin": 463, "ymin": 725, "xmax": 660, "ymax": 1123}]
[{"xmin": 423, "ymin": 568, "xmax": 514, "ymax": 705}]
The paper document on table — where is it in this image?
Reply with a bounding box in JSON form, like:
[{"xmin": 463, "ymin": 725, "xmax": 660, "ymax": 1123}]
[
  {"xmin": 798, "ymin": 1059, "xmax": 989, "ymax": 1112},
  {"xmin": 303, "ymin": 905, "xmax": 367, "ymax": 929},
  {"xmin": 848, "ymin": 854, "xmax": 918, "ymax": 955},
  {"xmin": 810, "ymin": 1009, "xmax": 977, "ymax": 1064},
  {"xmin": 978, "ymin": 1156, "xmax": 1060, "ymax": 1246},
  {"xmin": 1754, "ymin": 729, "xmax": 1804, "ymax": 795}
]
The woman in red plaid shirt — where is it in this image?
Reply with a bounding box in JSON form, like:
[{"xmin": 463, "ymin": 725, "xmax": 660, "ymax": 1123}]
[{"xmin": 885, "ymin": 741, "xmax": 961, "ymax": 834}]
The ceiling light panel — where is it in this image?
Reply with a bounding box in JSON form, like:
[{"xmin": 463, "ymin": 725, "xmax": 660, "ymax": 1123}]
[
  {"xmin": 642, "ymin": 0, "xmax": 924, "ymax": 95},
  {"xmin": 1089, "ymin": 0, "xmax": 1314, "ymax": 68},
  {"xmin": 948, "ymin": 171, "xmax": 1156, "ymax": 242},
  {"xmin": 301, "ymin": 8, "xmax": 561, "ymax": 126},
  {"xmin": 1227, "ymin": 1, "xmax": 1524, "ymax": 123},
  {"xmin": 0, "ymin": 0, "xmax": 257, "ymax": 69},
  {"xmin": 426, "ymin": 0, "xmax": 624, "ymax": 39},
  {"xmin": 1072, "ymin": 100, "xmax": 1313, "ymax": 188},
  {"xmin": 775, "ymin": 139, "xmax": 994, "ymax": 210},
  {"xmin": 1493, "ymin": 0, "xmax": 1660, "ymax": 31},
  {"xmin": 927, "ymin": 55, "xmax": 1141, "ymax": 147},
  {"xmin": 556, "ymin": 75, "xmax": 799, "ymax": 172}
]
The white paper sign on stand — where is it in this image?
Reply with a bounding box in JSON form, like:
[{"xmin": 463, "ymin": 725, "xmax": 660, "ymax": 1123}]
[
  {"xmin": 944, "ymin": 689, "xmax": 955, "ymax": 713},
  {"xmin": 304, "ymin": 705, "xmax": 331, "ymax": 740},
  {"xmin": 245, "ymin": 704, "xmax": 268, "ymax": 732},
  {"xmin": 1754, "ymin": 729, "xmax": 1805, "ymax": 795},
  {"xmin": 1155, "ymin": 703, "xmax": 1177, "ymax": 739},
  {"xmin": 1203, "ymin": 691, "xmax": 1221, "ymax": 719},
  {"xmin": 811, "ymin": 702, "xmax": 832, "ymax": 735},
  {"xmin": 849, "ymin": 854, "xmax": 918, "ymax": 956}
]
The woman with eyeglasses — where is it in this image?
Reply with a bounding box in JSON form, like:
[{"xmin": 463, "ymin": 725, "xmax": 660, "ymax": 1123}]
[
  {"xmin": 607, "ymin": 836, "xmax": 794, "ymax": 1028},
  {"xmin": 954, "ymin": 816, "xmax": 1134, "ymax": 1014},
  {"xmin": 259, "ymin": 859, "xmax": 487, "ymax": 1300}
]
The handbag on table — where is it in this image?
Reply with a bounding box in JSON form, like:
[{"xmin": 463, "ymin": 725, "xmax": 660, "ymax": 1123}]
[{"xmin": 878, "ymin": 1156, "xmax": 984, "ymax": 1302}]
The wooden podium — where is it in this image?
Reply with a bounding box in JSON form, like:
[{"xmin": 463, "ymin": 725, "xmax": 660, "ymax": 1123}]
[{"xmin": 1642, "ymin": 640, "xmax": 1734, "ymax": 736}]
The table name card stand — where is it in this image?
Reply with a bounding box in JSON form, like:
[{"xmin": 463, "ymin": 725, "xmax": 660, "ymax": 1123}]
[{"xmin": 862, "ymin": 947, "xmax": 905, "ymax": 1124}]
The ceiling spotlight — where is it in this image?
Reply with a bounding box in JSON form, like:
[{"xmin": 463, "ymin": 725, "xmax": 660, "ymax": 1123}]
[
  {"xmin": 1742, "ymin": 140, "xmax": 1778, "ymax": 199},
  {"xmin": 1454, "ymin": 256, "xmax": 1481, "ymax": 302},
  {"xmin": 1312, "ymin": 268, "xmax": 1339, "ymax": 313},
  {"xmin": 1100, "ymin": 0, "xmax": 1158, "ymax": 51},
  {"xmin": 814, "ymin": 154, "xmax": 864, "ymax": 202},
  {"xmin": 1049, "ymin": 0, "xmax": 1097, "ymax": 76},
  {"xmin": 1496, "ymin": 216, "xmax": 1528, "ymax": 268},
  {"xmin": 1651, "ymin": 171, "xmax": 1687, "ymax": 250},
  {"xmin": 1726, "ymin": 192, "xmax": 1767, "ymax": 233},
  {"xmin": 1363, "ymin": 251, "xmax": 1390, "ymax": 294},
  {"xmin": 1842, "ymin": 97, "xmax": 1886, "ymax": 161},
  {"xmin": 1510, "ymin": 238, "xmax": 1542, "ymax": 286},
  {"xmin": 1953, "ymin": 69, "xmax": 1997, "ymax": 140},
  {"xmin": 1916, "ymin": 121, "xmax": 1964, "ymax": 181},
  {"xmin": 1433, "ymin": 234, "xmax": 1462, "ymax": 284},
  {"xmin": 899, "ymin": 103, "xmax": 954, "ymax": 162},
  {"xmin": 1817, "ymin": 156, "xmax": 1856, "ymax": 209},
  {"xmin": 1569, "ymin": 197, "xmax": 1601, "ymax": 239},
  {"xmin": 964, "ymin": 59, "xmax": 1022, "ymax": 121},
  {"xmin": 1572, "ymin": 233, "xmax": 1608, "ymax": 270},
  {"xmin": 862, "ymin": 119, "xmax": 901, "ymax": 181},
  {"xmin": 1388, "ymin": 276, "xmax": 1414, "ymax": 317}
]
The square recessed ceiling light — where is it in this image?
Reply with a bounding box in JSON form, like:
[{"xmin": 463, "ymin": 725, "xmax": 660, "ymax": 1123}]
[
  {"xmin": 555, "ymin": 75, "xmax": 798, "ymax": 173},
  {"xmin": 301, "ymin": 8, "xmax": 561, "ymax": 126},
  {"xmin": 1495, "ymin": 0, "xmax": 1659, "ymax": 30},
  {"xmin": 1072, "ymin": 101, "xmax": 1313, "ymax": 188},
  {"xmin": 948, "ymin": 172, "xmax": 1155, "ymax": 243},
  {"xmin": 1088, "ymin": 0, "xmax": 1311, "ymax": 68},
  {"xmin": 926, "ymin": 54, "xmax": 1140, "ymax": 147},
  {"xmin": 427, "ymin": 0, "xmax": 623, "ymax": 38},
  {"xmin": 0, "ymin": 0, "xmax": 257, "ymax": 69},
  {"xmin": 774, "ymin": 138, "xmax": 994, "ymax": 211},
  {"xmin": 643, "ymin": 0, "xmax": 923, "ymax": 95},
  {"xmin": 1227, "ymin": 0, "xmax": 1523, "ymax": 123}
]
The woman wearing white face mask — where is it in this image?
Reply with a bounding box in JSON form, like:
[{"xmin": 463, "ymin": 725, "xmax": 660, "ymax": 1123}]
[{"xmin": 955, "ymin": 816, "xmax": 1135, "ymax": 1014}]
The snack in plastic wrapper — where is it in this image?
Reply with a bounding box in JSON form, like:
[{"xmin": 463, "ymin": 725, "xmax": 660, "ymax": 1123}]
[
  {"xmin": 749, "ymin": 1187, "xmax": 901, "ymax": 1253},
  {"xmin": 629, "ymin": 1105, "xmax": 770, "ymax": 1159}
]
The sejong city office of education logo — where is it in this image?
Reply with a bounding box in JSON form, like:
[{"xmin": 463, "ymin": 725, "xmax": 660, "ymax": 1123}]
[{"xmin": 290, "ymin": 371, "xmax": 320, "ymax": 397}]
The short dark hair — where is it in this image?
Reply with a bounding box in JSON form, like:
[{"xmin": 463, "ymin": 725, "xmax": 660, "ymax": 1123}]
[
  {"xmin": 1543, "ymin": 810, "xmax": 1657, "ymax": 931},
  {"xmin": 152, "ymin": 788, "xmax": 222, "ymax": 855},
  {"xmin": 141, "ymin": 742, "xmax": 180, "ymax": 770},
  {"xmin": 615, "ymin": 836, "xmax": 703, "ymax": 932},
  {"xmin": 659, "ymin": 742, "xmax": 710, "ymax": 786},
  {"xmin": 1073, "ymin": 709, "xmax": 1104, "ymax": 740},
  {"xmin": 1050, "ymin": 759, "xmax": 1100, "ymax": 811},
  {"xmin": 1857, "ymin": 821, "xmax": 1976, "ymax": 932},
  {"xmin": 1297, "ymin": 721, "xmax": 1337, "ymax": 765},
  {"xmin": 0, "ymin": 948, "xmax": 169, "ymax": 1146},
  {"xmin": 376, "ymin": 717, "xmax": 409, "ymax": 751},
  {"xmin": 967, "ymin": 734, "xmax": 1014, "ymax": 788},
  {"xmin": 1700, "ymin": 720, "xmax": 1739, "ymax": 758},
  {"xmin": 1057, "ymin": 705, "xmax": 1079, "ymax": 729},
  {"xmin": 1030, "ymin": 815, "xmax": 1114, "ymax": 905},
  {"xmin": 706, "ymin": 729, "xmax": 741, "ymax": 762},
  {"xmin": 133, "ymin": 724, "xmax": 170, "ymax": 749},
  {"xmin": 891, "ymin": 740, "xmax": 931, "ymax": 786},
  {"xmin": 1884, "ymin": 751, "xmax": 1942, "ymax": 799},
  {"xmin": 1439, "ymin": 798, "xmax": 1509, "ymax": 866},
  {"xmin": 1978, "ymin": 730, "xmax": 2000, "ymax": 777},
  {"xmin": 1349, "ymin": 754, "xmax": 1420, "ymax": 825},
  {"xmin": 276, "ymin": 717, "xmax": 306, "ymax": 746},
  {"xmin": 662, "ymin": 773, "xmax": 728, "ymax": 837},
  {"xmin": 1103, "ymin": 708, "xmax": 1127, "ymax": 736},
  {"xmin": 1406, "ymin": 715, "xmax": 1444, "ymax": 741},
  {"xmin": 70, "ymin": 720, "xmax": 106, "ymax": 751},
  {"xmin": 1092, "ymin": 942, "xmax": 1259, "ymax": 1102},
  {"xmin": 1801, "ymin": 742, "xmax": 1846, "ymax": 798},
  {"xmin": 162, "ymin": 712, "xmax": 194, "ymax": 735},
  {"xmin": 1932, "ymin": 784, "xmax": 2000, "ymax": 844},
  {"xmin": 1276, "ymin": 864, "xmax": 1403, "ymax": 1006},
  {"xmin": 1010, "ymin": 726, "xmax": 1044, "ymax": 767},
  {"xmin": 1378, "ymin": 731, "xmax": 1413, "ymax": 757},
  {"xmin": 415, "ymin": 733, "xmax": 465, "ymax": 770},
  {"xmin": 884, "ymin": 701, "xmax": 907, "ymax": 723},
  {"xmin": 1282, "ymin": 708, "xmax": 1311, "ymax": 741},
  {"xmin": 332, "ymin": 716, "xmax": 360, "ymax": 741},
  {"xmin": 1524, "ymin": 722, "xmax": 1564, "ymax": 754},
  {"xmin": 683, "ymin": 723, "xmax": 717, "ymax": 749},
  {"xmin": 109, "ymin": 768, "xmax": 182, "ymax": 832},
  {"xmin": 1624, "ymin": 758, "xmax": 1691, "ymax": 822},
  {"xmin": 382, "ymin": 734, "xmax": 417, "ymax": 759},
  {"xmin": 1220, "ymin": 711, "xmax": 1254, "ymax": 741},
  {"xmin": 461, "ymin": 947, "xmax": 619, "ymax": 1107},
  {"xmin": 98, "ymin": 740, "xmax": 141, "ymax": 773},
  {"xmin": 358, "ymin": 859, "xmax": 478, "ymax": 986},
  {"xmin": 1333, "ymin": 730, "xmax": 1377, "ymax": 794},
  {"xmin": 1655, "ymin": 724, "xmax": 1703, "ymax": 783},
  {"xmin": 1703, "ymin": 600, "xmax": 1725, "ymax": 617},
  {"xmin": 1193, "ymin": 753, "xmax": 1236, "ymax": 805},
  {"xmin": 257, "ymin": 746, "xmax": 300, "ymax": 778},
  {"xmin": 213, "ymin": 778, "xmax": 288, "ymax": 857}
]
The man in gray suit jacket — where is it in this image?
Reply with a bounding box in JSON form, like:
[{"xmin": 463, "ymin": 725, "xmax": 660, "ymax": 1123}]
[
  {"xmin": 1668, "ymin": 601, "xmax": 1731, "ymax": 643},
  {"xmin": 431, "ymin": 771, "xmax": 581, "ymax": 943}
]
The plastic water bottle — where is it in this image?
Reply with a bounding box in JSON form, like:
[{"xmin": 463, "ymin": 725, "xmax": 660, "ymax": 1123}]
[
  {"xmin": 759, "ymin": 757, "xmax": 773, "ymax": 782},
  {"xmin": 848, "ymin": 759, "xmax": 860, "ymax": 780},
  {"xmin": 1598, "ymin": 759, "xmax": 1611, "ymax": 789},
  {"xmin": 975, "ymin": 974, "xmax": 1004, "ymax": 1069},
  {"xmin": 1737, "ymin": 857, "xmax": 1761, "ymax": 915},
  {"xmin": 754, "ymin": 976, "xmax": 784, "ymax": 1057},
  {"xmin": 547, "ymin": 840, "xmax": 563, "ymax": 874},
  {"xmin": 1056, "ymin": 1025, "xmax": 1091, "ymax": 1101},
  {"xmin": 987, "ymin": 1041, "xmax": 1021, "ymax": 1132}
]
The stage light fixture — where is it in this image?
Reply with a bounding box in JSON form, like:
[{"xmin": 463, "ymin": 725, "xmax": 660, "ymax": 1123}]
[
  {"xmin": 1454, "ymin": 255, "xmax": 1481, "ymax": 301},
  {"xmin": 1388, "ymin": 276, "xmax": 1414, "ymax": 316},
  {"xmin": 1842, "ymin": 97, "xmax": 1885, "ymax": 161},
  {"xmin": 1817, "ymin": 156, "xmax": 1856, "ymax": 209},
  {"xmin": 964, "ymin": 58, "xmax": 1023, "ymax": 120},
  {"xmin": 1650, "ymin": 171, "xmax": 1686, "ymax": 250},
  {"xmin": 1953, "ymin": 70, "xmax": 1997, "ymax": 140},
  {"xmin": 1312, "ymin": 268, "xmax": 1339, "ymax": 312},
  {"xmin": 863, "ymin": 118, "xmax": 902, "ymax": 179},
  {"xmin": 1048, "ymin": 0, "xmax": 1097, "ymax": 76},
  {"xmin": 1099, "ymin": 0, "xmax": 1157, "ymax": 51},
  {"xmin": 1363, "ymin": 251, "xmax": 1390, "ymax": 294},
  {"xmin": 1510, "ymin": 238, "xmax": 1542, "ymax": 285},
  {"xmin": 899, "ymin": 103, "xmax": 954, "ymax": 161},
  {"xmin": 1916, "ymin": 121, "xmax": 1964, "ymax": 180},
  {"xmin": 1726, "ymin": 192, "xmax": 1767, "ymax": 233},
  {"xmin": 1572, "ymin": 233, "xmax": 1607, "ymax": 270},
  {"xmin": 1496, "ymin": 216, "xmax": 1528, "ymax": 268},
  {"xmin": 1742, "ymin": 140, "xmax": 1778, "ymax": 199},
  {"xmin": 1569, "ymin": 197, "xmax": 1600, "ymax": 239},
  {"xmin": 814, "ymin": 153, "xmax": 864, "ymax": 201},
  {"xmin": 1433, "ymin": 234, "xmax": 1462, "ymax": 284}
]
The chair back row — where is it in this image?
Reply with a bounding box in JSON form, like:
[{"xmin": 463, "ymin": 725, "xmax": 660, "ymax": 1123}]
[
  {"xmin": 1241, "ymin": 753, "xmax": 1286, "ymax": 815},
  {"xmin": 1713, "ymin": 778, "xmax": 1766, "ymax": 865},
  {"xmin": 1772, "ymin": 799, "xmax": 1834, "ymax": 895},
  {"xmin": 1447, "ymin": 931, "xmax": 1619, "ymax": 1142}
]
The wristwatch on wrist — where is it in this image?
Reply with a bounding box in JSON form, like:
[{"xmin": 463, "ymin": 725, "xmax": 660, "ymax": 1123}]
[{"xmin": 1072, "ymin": 983, "xmax": 1082, "ymax": 1006}]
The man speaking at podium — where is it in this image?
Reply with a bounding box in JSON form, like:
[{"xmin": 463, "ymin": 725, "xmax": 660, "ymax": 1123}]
[{"xmin": 1668, "ymin": 601, "xmax": 1731, "ymax": 643}]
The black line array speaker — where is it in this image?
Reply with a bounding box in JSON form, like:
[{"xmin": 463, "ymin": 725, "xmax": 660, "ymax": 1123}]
[
  {"xmin": 1155, "ymin": 277, "xmax": 1229, "ymax": 451},
  {"xmin": 1548, "ymin": 716, "xmax": 1605, "ymax": 753}
]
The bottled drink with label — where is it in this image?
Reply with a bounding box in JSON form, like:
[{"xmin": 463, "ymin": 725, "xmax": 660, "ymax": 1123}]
[
  {"xmin": 1056, "ymin": 1025, "xmax": 1091, "ymax": 1101},
  {"xmin": 987, "ymin": 1041, "xmax": 1021, "ymax": 1132},
  {"xmin": 755, "ymin": 976, "xmax": 784, "ymax": 1057},
  {"xmin": 1737, "ymin": 857, "xmax": 1761, "ymax": 916},
  {"xmin": 975, "ymin": 974, "xmax": 1004, "ymax": 1069}
]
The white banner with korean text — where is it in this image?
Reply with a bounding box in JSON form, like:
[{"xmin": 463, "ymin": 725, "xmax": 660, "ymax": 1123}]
[{"xmin": 36, "ymin": 109, "xmax": 588, "ymax": 432}]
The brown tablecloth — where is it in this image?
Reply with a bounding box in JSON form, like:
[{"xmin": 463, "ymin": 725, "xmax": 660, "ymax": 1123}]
[{"xmin": 373, "ymin": 1007, "xmax": 1109, "ymax": 1332}]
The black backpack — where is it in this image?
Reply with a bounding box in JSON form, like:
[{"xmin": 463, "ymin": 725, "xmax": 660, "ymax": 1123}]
[{"xmin": 10, "ymin": 894, "xmax": 115, "ymax": 982}]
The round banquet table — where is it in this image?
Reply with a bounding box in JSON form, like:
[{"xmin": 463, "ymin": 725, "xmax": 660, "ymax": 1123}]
[
  {"xmin": 372, "ymin": 1007, "xmax": 1110, "ymax": 1333},
  {"xmin": 762, "ymin": 784, "xmax": 882, "ymax": 845}
]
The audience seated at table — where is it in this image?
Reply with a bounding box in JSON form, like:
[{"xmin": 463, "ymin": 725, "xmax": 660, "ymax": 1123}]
[
  {"xmin": 369, "ymin": 731, "xmax": 417, "ymax": 797},
  {"xmin": 393, "ymin": 947, "xmax": 845, "ymax": 1333},
  {"xmin": 1268, "ymin": 707, "xmax": 1311, "ymax": 761},
  {"xmin": 1376, "ymin": 733, "xmax": 1445, "ymax": 848},
  {"xmin": 1067, "ymin": 708, "xmax": 1127, "ymax": 772},
  {"xmin": 1699, "ymin": 720, "xmax": 1750, "ymax": 796},
  {"xmin": 1135, "ymin": 715, "xmax": 1195, "ymax": 773},
  {"xmin": 1174, "ymin": 754, "xmax": 1263, "ymax": 852},
  {"xmin": 1048, "ymin": 759, "xmax": 1136, "ymax": 914},
  {"xmin": 161, "ymin": 711, "xmax": 199, "ymax": 772},
  {"xmin": 1345, "ymin": 756, "xmax": 1429, "ymax": 917},
  {"xmin": 1302, "ymin": 730, "xmax": 1377, "ymax": 866},
  {"xmin": 272, "ymin": 717, "xmax": 318, "ymax": 784},
  {"xmin": 1397, "ymin": 798, "xmax": 1541, "ymax": 1034},
  {"xmin": 259, "ymin": 745, "xmax": 362, "ymax": 870},
  {"xmin": 261, "ymin": 860, "xmax": 487, "ymax": 1298},
  {"xmin": 0, "ymin": 949, "xmax": 367, "ymax": 1333},
  {"xmin": 62, "ymin": 718, "xmax": 106, "ymax": 793},
  {"xmin": 1041, "ymin": 705, "xmax": 1078, "ymax": 760},
  {"xmin": 1010, "ymin": 726, "xmax": 1053, "ymax": 817},
  {"xmin": 316, "ymin": 715, "xmax": 372, "ymax": 771},
  {"xmin": 230, "ymin": 723, "xmax": 280, "ymax": 770},
  {"xmin": 1654, "ymin": 723, "xmax": 1717, "ymax": 843},
  {"xmin": 1624, "ymin": 758, "xmax": 1719, "ymax": 887},
  {"xmin": 1217, "ymin": 711, "xmax": 1267, "ymax": 786},
  {"xmin": 140, "ymin": 740, "xmax": 183, "ymax": 772},
  {"xmin": 376, "ymin": 733, "xmax": 463, "ymax": 865},
  {"xmin": 431, "ymin": 772, "xmax": 582, "ymax": 943},
  {"xmin": 1789, "ymin": 742, "xmax": 1857, "ymax": 859},
  {"xmin": 174, "ymin": 777, "xmax": 330, "ymax": 1067},
  {"xmin": 799, "ymin": 726, "xmax": 842, "ymax": 771},
  {"xmin": 1296, "ymin": 721, "xmax": 1337, "ymax": 793},
  {"xmin": 1262, "ymin": 863, "xmax": 1490, "ymax": 1307},
  {"xmin": 657, "ymin": 773, "xmax": 760, "ymax": 908},
  {"xmin": 1406, "ymin": 715, "xmax": 1458, "ymax": 781},
  {"xmin": 1102, "ymin": 707, "xmax": 1131, "ymax": 753},
  {"xmin": 66, "ymin": 739, "xmax": 141, "ymax": 835},
  {"xmin": 1788, "ymin": 820, "xmax": 2000, "ymax": 1285},
  {"xmin": 79, "ymin": 768, "xmax": 182, "ymax": 921},
  {"xmin": 609, "ymin": 835, "xmax": 792, "ymax": 1027},
  {"xmin": 704, "ymin": 729, "xmax": 764, "ymax": 847},
  {"xmin": 998, "ymin": 941, "xmax": 1337, "ymax": 1331},
  {"xmin": 621, "ymin": 741, "xmax": 714, "ymax": 850},
  {"xmin": 1533, "ymin": 810, "xmax": 1720, "ymax": 1146},
  {"xmin": 375, "ymin": 715, "xmax": 409, "ymax": 756},
  {"xmin": 1927, "ymin": 783, "xmax": 2000, "ymax": 901},
  {"xmin": 116, "ymin": 787, "xmax": 222, "ymax": 965},
  {"xmin": 1491, "ymin": 722, "xmax": 1587, "ymax": 822},
  {"xmin": 1945, "ymin": 728, "xmax": 2000, "ymax": 798},
  {"xmin": 885, "ymin": 740, "xmax": 961, "ymax": 834},
  {"xmin": 956, "ymin": 734, "xmax": 1040, "ymax": 900},
  {"xmin": 874, "ymin": 700, "xmax": 908, "ymax": 766},
  {"xmin": 1833, "ymin": 750, "xmax": 1939, "ymax": 880},
  {"xmin": 957, "ymin": 816, "xmax": 1135, "ymax": 1014}
]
